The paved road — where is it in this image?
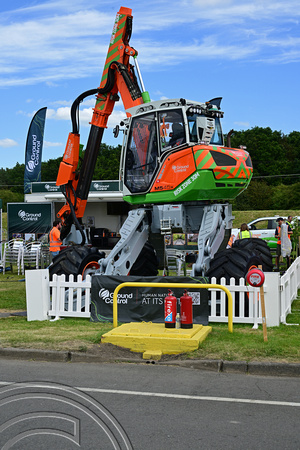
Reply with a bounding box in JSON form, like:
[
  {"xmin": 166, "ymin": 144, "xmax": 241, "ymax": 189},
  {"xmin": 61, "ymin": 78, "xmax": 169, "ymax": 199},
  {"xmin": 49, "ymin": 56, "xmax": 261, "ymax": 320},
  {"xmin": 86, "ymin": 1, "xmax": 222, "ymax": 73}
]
[{"xmin": 0, "ymin": 360, "xmax": 299, "ymax": 449}]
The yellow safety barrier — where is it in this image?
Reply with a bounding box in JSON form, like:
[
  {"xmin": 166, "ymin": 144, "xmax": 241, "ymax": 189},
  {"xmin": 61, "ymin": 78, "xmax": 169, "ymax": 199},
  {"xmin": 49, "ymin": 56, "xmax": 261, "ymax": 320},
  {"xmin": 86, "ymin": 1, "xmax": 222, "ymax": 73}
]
[{"xmin": 112, "ymin": 282, "xmax": 233, "ymax": 332}]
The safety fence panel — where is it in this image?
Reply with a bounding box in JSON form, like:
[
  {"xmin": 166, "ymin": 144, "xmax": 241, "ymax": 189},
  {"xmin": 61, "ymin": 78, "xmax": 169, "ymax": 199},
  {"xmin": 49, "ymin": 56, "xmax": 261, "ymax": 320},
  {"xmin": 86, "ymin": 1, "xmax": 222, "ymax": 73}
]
[
  {"xmin": 209, "ymin": 277, "xmax": 261, "ymax": 325},
  {"xmin": 48, "ymin": 274, "xmax": 91, "ymax": 320},
  {"xmin": 280, "ymin": 256, "xmax": 300, "ymax": 322}
]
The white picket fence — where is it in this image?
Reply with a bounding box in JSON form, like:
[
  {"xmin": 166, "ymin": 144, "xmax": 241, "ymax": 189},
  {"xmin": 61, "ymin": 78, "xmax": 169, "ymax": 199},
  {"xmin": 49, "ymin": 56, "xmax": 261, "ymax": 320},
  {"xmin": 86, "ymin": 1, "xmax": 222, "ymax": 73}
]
[
  {"xmin": 48, "ymin": 274, "xmax": 91, "ymax": 321},
  {"xmin": 209, "ymin": 277, "xmax": 261, "ymax": 326},
  {"xmin": 279, "ymin": 257, "xmax": 300, "ymax": 323},
  {"xmin": 27, "ymin": 257, "xmax": 300, "ymax": 325}
]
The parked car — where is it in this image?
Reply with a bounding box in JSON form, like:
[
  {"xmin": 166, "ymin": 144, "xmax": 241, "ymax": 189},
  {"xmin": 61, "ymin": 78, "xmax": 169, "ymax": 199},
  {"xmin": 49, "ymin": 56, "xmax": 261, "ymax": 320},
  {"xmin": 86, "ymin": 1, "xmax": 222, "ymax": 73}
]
[{"xmin": 231, "ymin": 216, "xmax": 299, "ymax": 249}]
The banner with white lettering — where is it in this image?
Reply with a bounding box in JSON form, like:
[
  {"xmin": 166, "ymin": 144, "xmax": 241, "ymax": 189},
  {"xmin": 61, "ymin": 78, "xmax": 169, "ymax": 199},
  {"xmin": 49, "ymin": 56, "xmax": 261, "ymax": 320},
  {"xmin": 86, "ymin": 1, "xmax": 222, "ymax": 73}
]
[
  {"xmin": 7, "ymin": 202, "xmax": 52, "ymax": 240},
  {"xmin": 91, "ymin": 275, "xmax": 209, "ymax": 324},
  {"xmin": 24, "ymin": 107, "xmax": 47, "ymax": 194}
]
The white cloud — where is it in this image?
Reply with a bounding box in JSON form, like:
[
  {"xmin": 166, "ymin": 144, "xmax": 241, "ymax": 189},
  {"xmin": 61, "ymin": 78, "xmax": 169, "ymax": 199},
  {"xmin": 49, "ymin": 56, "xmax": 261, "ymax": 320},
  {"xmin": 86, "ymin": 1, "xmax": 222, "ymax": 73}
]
[
  {"xmin": 107, "ymin": 110, "xmax": 127, "ymax": 129},
  {"xmin": 55, "ymin": 107, "xmax": 72, "ymax": 121},
  {"xmin": 44, "ymin": 141, "xmax": 63, "ymax": 147},
  {"xmin": 234, "ymin": 121, "xmax": 250, "ymax": 128},
  {"xmin": 0, "ymin": 0, "xmax": 299, "ymax": 87},
  {"xmin": 0, "ymin": 138, "xmax": 18, "ymax": 148},
  {"xmin": 46, "ymin": 105, "xmax": 126, "ymax": 129}
]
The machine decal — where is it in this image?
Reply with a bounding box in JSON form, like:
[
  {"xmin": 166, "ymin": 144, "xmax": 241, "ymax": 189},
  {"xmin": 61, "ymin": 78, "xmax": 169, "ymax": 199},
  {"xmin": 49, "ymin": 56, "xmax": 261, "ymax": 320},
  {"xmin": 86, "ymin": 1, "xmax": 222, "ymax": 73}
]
[
  {"xmin": 150, "ymin": 148, "xmax": 195, "ymax": 193},
  {"xmin": 174, "ymin": 172, "xmax": 200, "ymax": 197}
]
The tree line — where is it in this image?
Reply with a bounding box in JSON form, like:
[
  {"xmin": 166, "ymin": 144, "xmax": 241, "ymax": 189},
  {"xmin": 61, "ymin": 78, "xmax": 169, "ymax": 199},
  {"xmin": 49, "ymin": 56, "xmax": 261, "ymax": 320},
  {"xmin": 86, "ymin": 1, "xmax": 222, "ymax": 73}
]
[
  {"xmin": 228, "ymin": 127, "xmax": 300, "ymax": 210},
  {"xmin": 0, "ymin": 144, "xmax": 121, "ymax": 211},
  {"xmin": 0, "ymin": 128, "xmax": 300, "ymax": 211}
]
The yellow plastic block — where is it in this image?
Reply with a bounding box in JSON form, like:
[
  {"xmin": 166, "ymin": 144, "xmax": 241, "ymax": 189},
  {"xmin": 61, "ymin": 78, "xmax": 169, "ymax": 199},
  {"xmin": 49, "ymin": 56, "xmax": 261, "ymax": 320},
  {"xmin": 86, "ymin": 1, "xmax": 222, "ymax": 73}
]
[{"xmin": 101, "ymin": 322, "xmax": 212, "ymax": 358}]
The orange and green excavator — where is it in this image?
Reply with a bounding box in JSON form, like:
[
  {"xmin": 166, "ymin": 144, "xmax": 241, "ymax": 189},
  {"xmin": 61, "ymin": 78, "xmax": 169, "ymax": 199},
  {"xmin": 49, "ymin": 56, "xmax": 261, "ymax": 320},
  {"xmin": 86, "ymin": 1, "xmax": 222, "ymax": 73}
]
[{"xmin": 50, "ymin": 7, "xmax": 255, "ymax": 280}]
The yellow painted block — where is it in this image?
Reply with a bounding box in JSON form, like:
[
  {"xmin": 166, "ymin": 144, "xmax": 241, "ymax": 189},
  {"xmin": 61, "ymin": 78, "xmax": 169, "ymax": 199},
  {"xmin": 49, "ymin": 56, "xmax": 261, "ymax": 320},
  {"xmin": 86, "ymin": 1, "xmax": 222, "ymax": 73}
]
[
  {"xmin": 142, "ymin": 350, "xmax": 162, "ymax": 360},
  {"xmin": 101, "ymin": 322, "xmax": 212, "ymax": 356}
]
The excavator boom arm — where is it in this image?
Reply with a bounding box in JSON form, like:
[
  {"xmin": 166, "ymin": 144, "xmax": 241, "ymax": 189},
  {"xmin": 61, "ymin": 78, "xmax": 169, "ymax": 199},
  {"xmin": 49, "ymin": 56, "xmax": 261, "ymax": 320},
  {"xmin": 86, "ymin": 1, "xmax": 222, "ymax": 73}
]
[{"xmin": 56, "ymin": 7, "xmax": 146, "ymax": 241}]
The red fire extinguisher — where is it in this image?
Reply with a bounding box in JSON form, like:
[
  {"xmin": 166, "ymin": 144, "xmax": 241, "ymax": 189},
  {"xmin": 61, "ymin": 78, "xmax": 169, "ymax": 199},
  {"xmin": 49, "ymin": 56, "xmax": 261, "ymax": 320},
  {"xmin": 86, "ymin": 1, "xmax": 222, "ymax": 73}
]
[
  {"xmin": 164, "ymin": 289, "xmax": 177, "ymax": 328},
  {"xmin": 180, "ymin": 290, "xmax": 193, "ymax": 329}
]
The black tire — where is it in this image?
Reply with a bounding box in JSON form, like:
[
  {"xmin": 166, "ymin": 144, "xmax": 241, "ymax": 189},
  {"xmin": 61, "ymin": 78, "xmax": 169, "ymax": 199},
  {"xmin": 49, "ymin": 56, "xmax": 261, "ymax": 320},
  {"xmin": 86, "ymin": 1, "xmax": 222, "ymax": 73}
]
[
  {"xmin": 205, "ymin": 247, "xmax": 258, "ymax": 282},
  {"xmin": 130, "ymin": 242, "xmax": 159, "ymax": 276},
  {"xmin": 49, "ymin": 246, "xmax": 105, "ymax": 280},
  {"xmin": 232, "ymin": 238, "xmax": 273, "ymax": 272},
  {"xmin": 205, "ymin": 238, "xmax": 273, "ymax": 282}
]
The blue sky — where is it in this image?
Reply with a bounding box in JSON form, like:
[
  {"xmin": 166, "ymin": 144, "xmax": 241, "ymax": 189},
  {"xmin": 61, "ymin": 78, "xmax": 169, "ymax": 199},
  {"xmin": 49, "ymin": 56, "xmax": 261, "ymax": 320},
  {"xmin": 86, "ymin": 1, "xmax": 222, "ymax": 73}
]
[{"xmin": 0, "ymin": 0, "xmax": 299, "ymax": 169}]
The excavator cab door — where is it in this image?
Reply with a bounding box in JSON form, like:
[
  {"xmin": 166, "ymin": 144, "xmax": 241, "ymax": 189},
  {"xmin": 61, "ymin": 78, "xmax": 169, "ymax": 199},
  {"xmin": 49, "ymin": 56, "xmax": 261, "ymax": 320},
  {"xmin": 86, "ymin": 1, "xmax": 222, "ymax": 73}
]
[
  {"xmin": 123, "ymin": 108, "xmax": 186, "ymax": 195},
  {"xmin": 124, "ymin": 112, "xmax": 158, "ymax": 193}
]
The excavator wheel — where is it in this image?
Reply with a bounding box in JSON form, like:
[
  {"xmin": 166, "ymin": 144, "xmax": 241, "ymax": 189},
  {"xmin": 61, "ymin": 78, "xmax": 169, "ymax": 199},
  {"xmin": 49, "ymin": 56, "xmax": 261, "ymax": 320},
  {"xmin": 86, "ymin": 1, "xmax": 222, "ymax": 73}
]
[
  {"xmin": 205, "ymin": 238, "xmax": 273, "ymax": 282},
  {"xmin": 232, "ymin": 238, "xmax": 273, "ymax": 269},
  {"xmin": 130, "ymin": 242, "xmax": 159, "ymax": 276},
  {"xmin": 49, "ymin": 246, "xmax": 105, "ymax": 280}
]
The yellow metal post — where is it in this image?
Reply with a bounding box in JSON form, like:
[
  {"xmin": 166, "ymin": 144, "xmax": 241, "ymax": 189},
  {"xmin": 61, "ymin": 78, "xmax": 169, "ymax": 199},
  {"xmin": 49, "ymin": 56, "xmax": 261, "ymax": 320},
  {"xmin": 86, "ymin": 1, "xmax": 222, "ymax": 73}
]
[{"xmin": 112, "ymin": 282, "xmax": 233, "ymax": 332}]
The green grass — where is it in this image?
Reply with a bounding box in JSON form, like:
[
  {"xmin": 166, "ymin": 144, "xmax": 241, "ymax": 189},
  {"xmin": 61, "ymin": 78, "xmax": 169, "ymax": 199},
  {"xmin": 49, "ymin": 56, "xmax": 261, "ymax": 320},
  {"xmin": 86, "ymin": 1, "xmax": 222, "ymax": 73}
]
[
  {"xmin": 0, "ymin": 316, "xmax": 113, "ymax": 351},
  {"xmin": 183, "ymin": 322, "xmax": 300, "ymax": 362},
  {"xmin": 0, "ymin": 273, "xmax": 299, "ymax": 361},
  {"xmin": 0, "ymin": 273, "xmax": 27, "ymax": 310}
]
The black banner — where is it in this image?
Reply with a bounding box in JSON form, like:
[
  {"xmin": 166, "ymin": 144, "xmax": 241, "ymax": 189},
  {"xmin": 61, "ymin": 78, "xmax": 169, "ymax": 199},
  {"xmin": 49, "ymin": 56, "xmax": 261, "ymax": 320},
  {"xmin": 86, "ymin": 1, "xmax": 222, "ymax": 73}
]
[
  {"xmin": 24, "ymin": 107, "xmax": 47, "ymax": 194},
  {"xmin": 91, "ymin": 275, "xmax": 209, "ymax": 325},
  {"xmin": 7, "ymin": 202, "xmax": 52, "ymax": 240}
]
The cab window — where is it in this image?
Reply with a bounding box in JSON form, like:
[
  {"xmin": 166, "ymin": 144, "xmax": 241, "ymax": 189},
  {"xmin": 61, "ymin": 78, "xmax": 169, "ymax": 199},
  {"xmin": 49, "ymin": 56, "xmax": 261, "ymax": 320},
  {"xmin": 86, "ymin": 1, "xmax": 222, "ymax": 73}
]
[
  {"xmin": 210, "ymin": 117, "xmax": 223, "ymax": 145},
  {"xmin": 159, "ymin": 110, "xmax": 185, "ymax": 151},
  {"xmin": 124, "ymin": 113, "xmax": 158, "ymax": 193}
]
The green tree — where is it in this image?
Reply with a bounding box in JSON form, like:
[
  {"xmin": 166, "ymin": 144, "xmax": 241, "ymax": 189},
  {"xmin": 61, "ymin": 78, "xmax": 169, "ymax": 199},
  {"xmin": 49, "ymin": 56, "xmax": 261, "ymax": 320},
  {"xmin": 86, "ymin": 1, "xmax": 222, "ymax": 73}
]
[
  {"xmin": 41, "ymin": 157, "xmax": 62, "ymax": 181},
  {"xmin": 228, "ymin": 127, "xmax": 295, "ymax": 185},
  {"xmin": 233, "ymin": 180, "xmax": 273, "ymax": 210},
  {"xmin": 93, "ymin": 144, "xmax": 121, "ymax": 179},
  {"xmin": 0, "ymin": 189, "xmax": 24, "ymax": 212}
]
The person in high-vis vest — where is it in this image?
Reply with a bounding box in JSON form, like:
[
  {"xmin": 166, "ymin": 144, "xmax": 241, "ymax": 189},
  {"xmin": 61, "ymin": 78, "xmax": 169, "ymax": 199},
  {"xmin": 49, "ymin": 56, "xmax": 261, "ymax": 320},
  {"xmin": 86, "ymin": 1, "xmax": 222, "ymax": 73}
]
[
  {"xmin": 286, "ymin": 215, "xmax": 293, "ymax": 229},
  {"xmin": 275, "ymin": 217, "xmax": 292, "ymax": 270},
  {"xmin": 49, "ymin": 220, "xmax": 62, "ymax": 258},
  {"xmin": 236, "ymin": 223, "xmax": 252, "ymax": 240}
]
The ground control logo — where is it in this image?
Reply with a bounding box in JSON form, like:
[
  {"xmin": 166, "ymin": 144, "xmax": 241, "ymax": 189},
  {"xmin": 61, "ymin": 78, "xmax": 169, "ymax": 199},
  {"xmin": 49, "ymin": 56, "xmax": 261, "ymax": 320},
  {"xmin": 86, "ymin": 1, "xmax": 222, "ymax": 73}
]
[
  {"xmin": 44, "ymin": 184, "xmax": 60, "ymax": 192},
  {"xmin": 0, "ymin": 382, "xmax": 133, "ymax": 449},
  {"xmin": 26, "ymin": 134, "xmax": 41, "ymax": 173},
  {"xmin": 172, "ymin": 164, "xmax": 189, "ymax": 173},
  {"xmin": 99, "ymin": 288, "xmax": 132, "ymax": 304},
  {"xmin": 18, "ymin": 210, "xmax": 41, "ymax": 222},
  {"xmin": 93, "ymin": 183, "xmax": 109, "ymax": 191}
]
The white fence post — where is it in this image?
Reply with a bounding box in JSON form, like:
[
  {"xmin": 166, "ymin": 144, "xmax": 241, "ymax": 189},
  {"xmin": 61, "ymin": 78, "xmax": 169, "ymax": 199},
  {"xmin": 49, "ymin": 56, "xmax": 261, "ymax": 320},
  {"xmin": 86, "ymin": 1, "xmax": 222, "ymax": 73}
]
[
  {"xmin": 25, "ymin": 269, "xmax": 50, "ymax": 321},
  {"xmin": 264, "ymin": 272, "xmax": 281, "ymax": 327}
]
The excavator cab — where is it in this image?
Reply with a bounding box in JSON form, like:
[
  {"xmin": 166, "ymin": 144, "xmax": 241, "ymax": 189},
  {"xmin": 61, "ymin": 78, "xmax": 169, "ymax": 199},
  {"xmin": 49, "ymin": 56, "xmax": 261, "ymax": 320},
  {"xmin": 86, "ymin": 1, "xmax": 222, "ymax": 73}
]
[{"xmin": 120, "ymin": 98, "xmax": 251, "ymax": 205}]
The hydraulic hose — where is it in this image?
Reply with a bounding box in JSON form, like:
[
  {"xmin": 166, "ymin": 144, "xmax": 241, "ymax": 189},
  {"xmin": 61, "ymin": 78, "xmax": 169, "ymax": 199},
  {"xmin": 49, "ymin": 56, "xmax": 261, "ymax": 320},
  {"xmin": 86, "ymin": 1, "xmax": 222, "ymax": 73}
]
[
  {"xmin": 64, "ymin": 59, "xmax": 142, "ymax": 244},
  {"xmin": 70, "ymin": 64, "xmax": 116, "ymax": 135}
]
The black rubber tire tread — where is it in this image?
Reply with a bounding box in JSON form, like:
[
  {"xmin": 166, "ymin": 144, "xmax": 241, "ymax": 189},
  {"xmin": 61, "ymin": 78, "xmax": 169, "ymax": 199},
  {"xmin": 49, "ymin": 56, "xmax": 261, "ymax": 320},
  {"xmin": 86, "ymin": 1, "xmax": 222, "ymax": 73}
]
[
  {"xmin": 49, "ymin": 246, "xmax": 104, "ymax": 280},
  {"xmin": 130, "ymin": 242, "xmax": 159, "ymax": 276},
  {"xmin": 232, "ymin": 238, "xmax": 273, "ymax": 271},
  {"xmin": 205, "ymin": 241, "xmax": 272, "ymax": 282}
]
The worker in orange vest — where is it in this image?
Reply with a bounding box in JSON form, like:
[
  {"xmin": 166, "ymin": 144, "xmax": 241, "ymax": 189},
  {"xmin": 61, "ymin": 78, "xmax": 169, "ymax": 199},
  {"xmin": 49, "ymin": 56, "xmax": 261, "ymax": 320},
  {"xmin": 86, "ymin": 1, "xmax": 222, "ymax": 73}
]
[{"xmin": 49, "ymin": 220, "xmax": 62, "ymax": 258}]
